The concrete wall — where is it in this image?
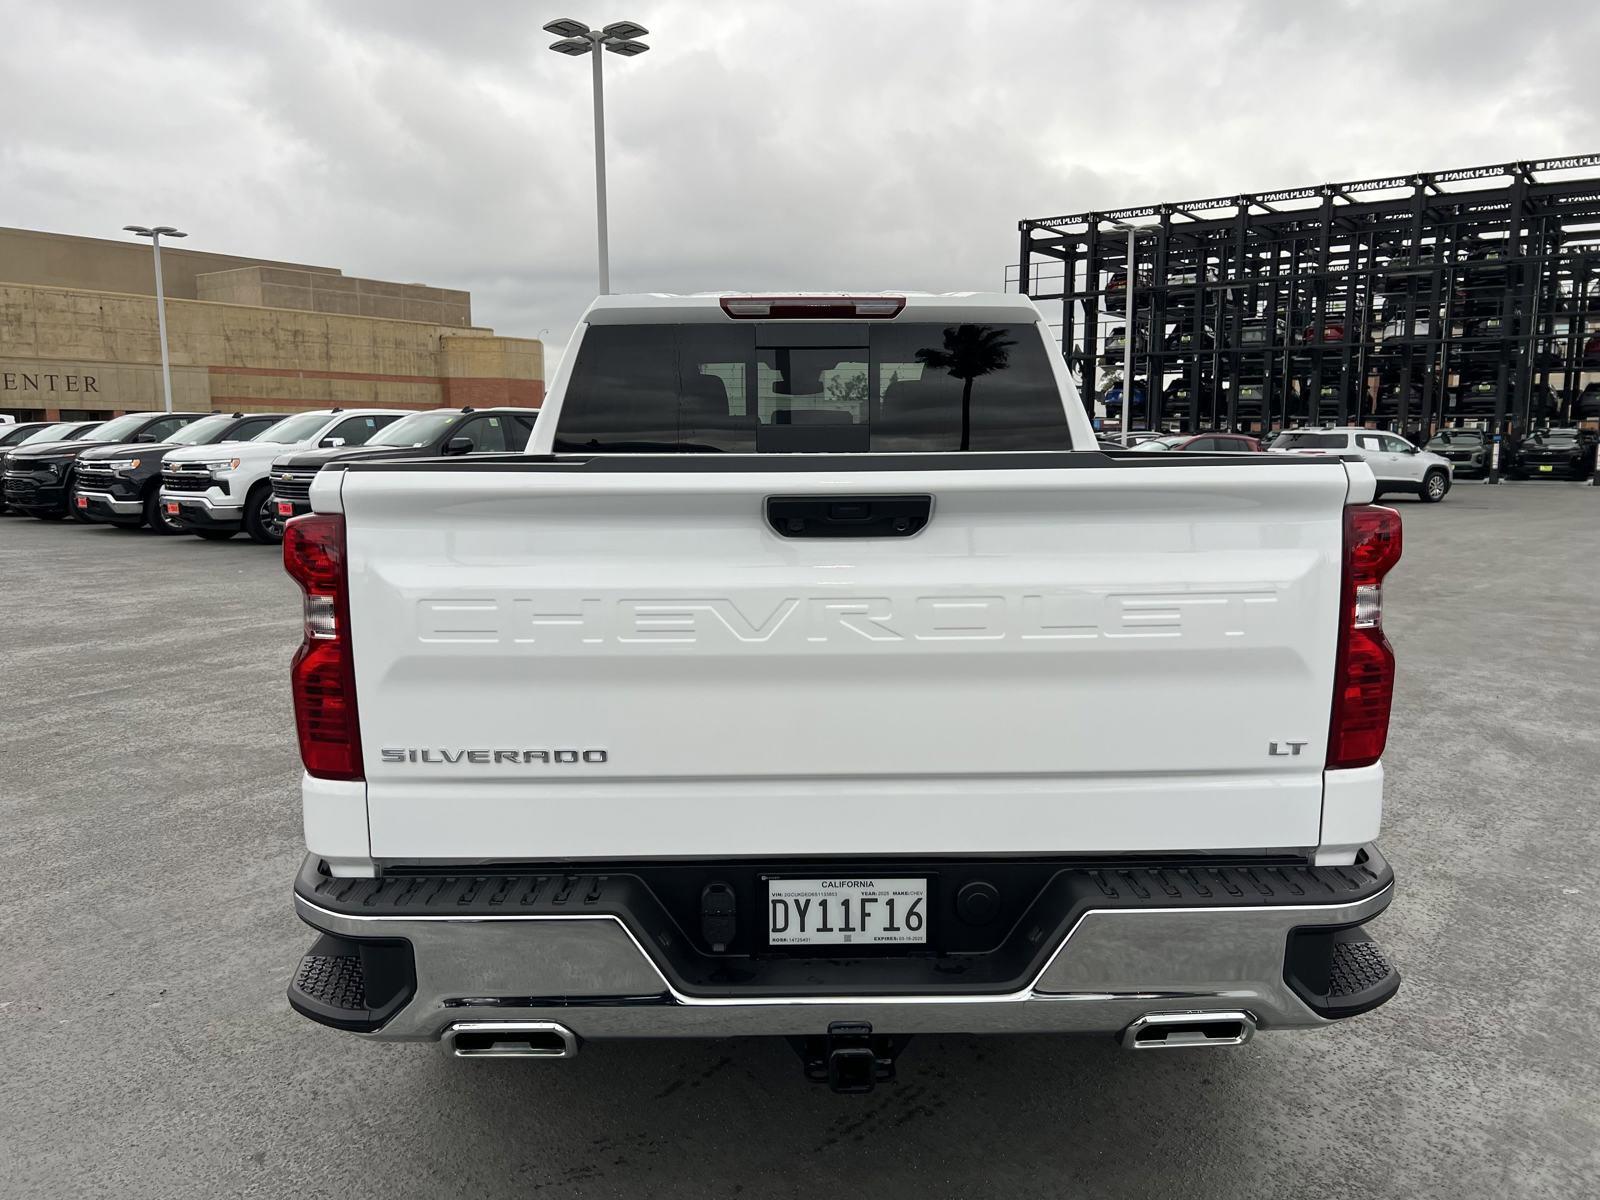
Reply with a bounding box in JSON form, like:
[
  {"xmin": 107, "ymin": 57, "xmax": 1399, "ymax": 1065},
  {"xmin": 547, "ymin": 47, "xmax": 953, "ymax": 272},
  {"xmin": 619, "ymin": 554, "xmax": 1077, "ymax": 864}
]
[
  {"xmin": 0, "ymin": 226, "xmax": 339, "ymax": 302},
  {"xmin": 196, "ymin": 266, "xmax": 472, "ymax": 327},
  {"xmin": 0, "ymin": 283, "xmax": 542, "ymax": 419}
]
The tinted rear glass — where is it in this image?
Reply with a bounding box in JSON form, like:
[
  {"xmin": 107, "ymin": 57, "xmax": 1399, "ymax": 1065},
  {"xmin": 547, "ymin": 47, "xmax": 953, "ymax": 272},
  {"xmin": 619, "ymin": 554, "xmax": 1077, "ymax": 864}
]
[
  {"xmin": 554, "ymin": 322, "xmax": 1071, "ymax": 453},
  {"xmin": 1271, "ymin": 431, "xmax": 1347, "ymax": 449}
]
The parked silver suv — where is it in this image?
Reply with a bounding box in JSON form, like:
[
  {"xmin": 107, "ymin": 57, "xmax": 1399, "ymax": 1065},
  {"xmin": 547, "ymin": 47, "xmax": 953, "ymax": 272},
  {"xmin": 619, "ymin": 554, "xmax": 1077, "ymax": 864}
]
[{"xmin": 1269, "ymin": 427, "xmax": 1454, "ymax": 502}]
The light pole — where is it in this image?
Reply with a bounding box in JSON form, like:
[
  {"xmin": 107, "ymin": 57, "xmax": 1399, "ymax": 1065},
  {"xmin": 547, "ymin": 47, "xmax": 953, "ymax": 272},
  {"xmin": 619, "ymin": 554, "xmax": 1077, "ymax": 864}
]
[
  {"xmin": 123, "ymin": 224, "xmax": 186, "ymax": 413},
  {"xmin": 1105, "ymin": 220, "xmax": 1148, "ymax": 438},
  {"xmin": 544, "ymin": 18, "xmax": 651, "ymax": 296}
]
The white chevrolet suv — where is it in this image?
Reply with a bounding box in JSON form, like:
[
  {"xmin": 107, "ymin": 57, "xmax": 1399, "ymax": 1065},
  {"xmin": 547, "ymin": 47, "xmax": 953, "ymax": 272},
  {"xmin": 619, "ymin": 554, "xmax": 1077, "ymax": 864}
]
[
  {"xmin": 1269, "ymin": 427, "xmax": 1454, "ymax": 502},
  {"xmin": 161, "ymin": 408, "xmax": 408, "ymax": 542}
]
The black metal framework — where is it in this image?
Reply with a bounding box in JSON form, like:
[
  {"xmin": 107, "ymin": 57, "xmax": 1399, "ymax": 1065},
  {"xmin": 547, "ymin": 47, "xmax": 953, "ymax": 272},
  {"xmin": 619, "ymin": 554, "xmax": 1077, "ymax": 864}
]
[{"xmin": 1010, "ymin": 156, "xmax": 1600, "ymax": 449}]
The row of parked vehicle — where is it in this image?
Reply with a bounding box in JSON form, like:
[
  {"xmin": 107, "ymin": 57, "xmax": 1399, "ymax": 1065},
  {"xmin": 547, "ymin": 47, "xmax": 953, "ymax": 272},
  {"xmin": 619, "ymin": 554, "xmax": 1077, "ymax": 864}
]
[
  {"xmin": 0, "ymin": 406, "xmax": 539, "ymax": 542},
  {"xmin": 1102, "ymin": 424, "xmax": 1599, "ymax": 499}
]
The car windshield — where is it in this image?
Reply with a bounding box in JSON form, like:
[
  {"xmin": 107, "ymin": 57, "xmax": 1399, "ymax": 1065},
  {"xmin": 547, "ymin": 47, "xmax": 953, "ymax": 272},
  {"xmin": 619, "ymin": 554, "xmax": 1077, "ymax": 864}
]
[
  {"xmin": 1427, "ymin": 431, "xmax": 1483, "ymax": 447},
  {"xmin": 20, "ymin": 422, "xmax": 81, "ymax": 444},
  {"xmin": 368, "ymin": 411, "xmax": 460, "ymax": 447},
  {"xmin": 1271, "ymin": 431, "xmax": 1346, "ymax": 449},
  {"xmin": 1533, "ymin": 434, "xmax": 1579, "ymax": 448},
  {"xmin": 167, "ymin": 414, "xmax": 238, "ymax": 445},
  {"xmin": 255, "ymin": 411, "xmax": 333, "ymax": 443},
  {"xmin": 88, "ymin": 413, "xmax": 153, "ymax": 441}
]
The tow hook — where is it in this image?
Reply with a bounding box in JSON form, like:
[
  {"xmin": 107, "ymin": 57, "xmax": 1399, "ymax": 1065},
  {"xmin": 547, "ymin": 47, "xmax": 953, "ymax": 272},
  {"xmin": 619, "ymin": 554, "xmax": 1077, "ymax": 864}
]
[{"xmin": 790, "ymin": 1022, "xmax": 910, "ymax": 1094}]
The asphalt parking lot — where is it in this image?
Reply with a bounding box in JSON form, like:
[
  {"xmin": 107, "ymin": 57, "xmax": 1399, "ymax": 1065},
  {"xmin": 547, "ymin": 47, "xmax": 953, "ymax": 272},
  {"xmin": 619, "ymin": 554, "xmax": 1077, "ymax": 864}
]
[{"xmin": 3, "ymin": 483, "xmax": 1598, "ymax": 1199}]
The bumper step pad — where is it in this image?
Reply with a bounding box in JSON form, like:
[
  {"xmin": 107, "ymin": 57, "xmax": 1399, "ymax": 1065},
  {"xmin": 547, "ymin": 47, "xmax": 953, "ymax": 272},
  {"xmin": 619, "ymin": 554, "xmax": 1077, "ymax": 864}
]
[
  {"xmin": 294, "ymin": 954, "xmax": 367, "ymax": 1013},
  {"xmin": 1285, "ymin": 925, "xmax": 1400, "ymax": 1019},
  {"xmin": 287, "ymin": 933, "xmax": 415, "ymax": 1033}
]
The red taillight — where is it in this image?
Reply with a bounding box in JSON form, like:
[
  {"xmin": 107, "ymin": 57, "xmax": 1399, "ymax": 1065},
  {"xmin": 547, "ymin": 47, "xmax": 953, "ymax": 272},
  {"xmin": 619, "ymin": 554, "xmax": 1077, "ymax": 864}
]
[
  {"xmin": 719, "ymin": 296, "xmax": 905, "ymax": 319},
  {"xmin": 1327, "ymin": 504, "xmax": 1402, "ymax": 770},
  {"xmin": 284, "ymin": 513, "xmax": 363, "ymax": 781}
]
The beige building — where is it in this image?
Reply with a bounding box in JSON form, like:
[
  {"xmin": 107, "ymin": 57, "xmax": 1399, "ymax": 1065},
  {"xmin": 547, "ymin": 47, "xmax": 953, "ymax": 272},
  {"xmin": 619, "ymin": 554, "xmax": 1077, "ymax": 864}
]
[{"xmin": 0, "ymin": 227, "xmax": 542, "ymax": 420}]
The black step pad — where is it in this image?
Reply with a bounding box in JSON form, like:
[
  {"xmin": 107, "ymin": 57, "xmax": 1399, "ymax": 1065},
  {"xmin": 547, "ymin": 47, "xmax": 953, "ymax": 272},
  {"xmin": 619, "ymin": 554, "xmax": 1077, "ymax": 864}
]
[
  {"xmin": 1329, "ymin": 938, "xmax": 1395, "ymax": 998},
  {"xmin": 294, "ymin": 954, "xmax": 367, "ymax": 1012}
]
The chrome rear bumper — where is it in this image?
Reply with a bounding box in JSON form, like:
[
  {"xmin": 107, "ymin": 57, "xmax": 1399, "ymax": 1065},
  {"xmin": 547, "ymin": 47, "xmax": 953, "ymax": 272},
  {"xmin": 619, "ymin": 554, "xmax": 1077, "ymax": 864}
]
[{"xmin": 291, "ymin": 863, "xmax": 1396, "ymax": 1043}]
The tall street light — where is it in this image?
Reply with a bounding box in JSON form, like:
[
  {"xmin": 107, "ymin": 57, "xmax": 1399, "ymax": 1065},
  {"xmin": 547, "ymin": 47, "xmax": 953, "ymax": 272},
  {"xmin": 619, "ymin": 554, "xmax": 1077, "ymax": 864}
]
[
  {"xmin": 123, "ymin": 224, "xmax": 186, "ymax": 413},
  {"xmin": 1105, "ymin": 220, "xmax": 1149, "ymax": 438},
  {"xmin": 544, "ymin": 18, "xmax": 651, "ymax": 296}
]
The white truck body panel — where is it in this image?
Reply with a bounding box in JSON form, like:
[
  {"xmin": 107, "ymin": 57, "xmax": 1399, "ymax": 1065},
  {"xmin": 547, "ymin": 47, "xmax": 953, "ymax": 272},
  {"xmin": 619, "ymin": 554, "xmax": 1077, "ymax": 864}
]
[{"xmin": 335, "ymin": 458, "xmax": 1356, "ymax": 860}]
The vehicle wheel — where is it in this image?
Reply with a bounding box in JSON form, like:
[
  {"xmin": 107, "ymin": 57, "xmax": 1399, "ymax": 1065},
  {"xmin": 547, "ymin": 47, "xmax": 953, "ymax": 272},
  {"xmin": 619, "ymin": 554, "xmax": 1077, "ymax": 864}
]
[
  {"xmin": 194, "ymin": 528, "xmax": 237, "ymax": 541},
  {"xmin": 243, "ymin": 482, "xmax": 281, "ymax": 544},
  {"xmin": 1421, "ymin": 469, "xmax": 1448, "ymax": 503},
  {"xmin": 144, "ymin": 487, "xmax": 181, "ymax": 534}
]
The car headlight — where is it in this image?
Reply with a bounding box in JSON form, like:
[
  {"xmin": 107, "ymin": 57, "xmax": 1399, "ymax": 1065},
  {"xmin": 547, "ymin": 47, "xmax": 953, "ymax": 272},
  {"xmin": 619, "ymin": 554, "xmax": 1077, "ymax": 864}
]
[
  {"xmin": 103, "ymin": 458, "xmax": 142, "ymax": 473},
  {"xmin": 201, "ymin": 458, "xmax": 242, "ymax": 473}
]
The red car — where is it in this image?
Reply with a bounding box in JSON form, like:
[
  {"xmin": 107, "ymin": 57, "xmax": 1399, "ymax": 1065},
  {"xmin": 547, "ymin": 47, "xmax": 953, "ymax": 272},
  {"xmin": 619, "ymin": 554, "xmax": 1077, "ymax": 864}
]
[{"xmin": 1133, "ymin": 432, "xmax": 1263, "ymax": 453}]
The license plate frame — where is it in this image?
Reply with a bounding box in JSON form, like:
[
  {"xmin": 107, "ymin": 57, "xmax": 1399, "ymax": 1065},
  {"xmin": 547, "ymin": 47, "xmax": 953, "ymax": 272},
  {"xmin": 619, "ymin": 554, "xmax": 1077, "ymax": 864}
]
[{"xmin": 766, "ymin": 877, "xmax": 930, "ymax": 948}]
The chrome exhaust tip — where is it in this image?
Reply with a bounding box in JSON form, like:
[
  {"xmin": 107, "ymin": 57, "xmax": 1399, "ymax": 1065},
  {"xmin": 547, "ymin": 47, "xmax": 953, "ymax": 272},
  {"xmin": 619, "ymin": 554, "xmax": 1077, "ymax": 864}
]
[
  {"xmin": 443, "ymin": 1020, "xmax": 579, "ymax": 1059},
  {"xmin": 1121, "ymin": 1010, "xmax": 1256, "ymax": 1050}
]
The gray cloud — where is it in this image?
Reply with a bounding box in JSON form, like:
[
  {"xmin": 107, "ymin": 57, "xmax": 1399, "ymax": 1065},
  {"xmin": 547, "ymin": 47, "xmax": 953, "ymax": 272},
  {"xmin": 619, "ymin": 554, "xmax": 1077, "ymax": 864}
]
[{"xmin": 5, "ymin": 0, "xmax": 1596, "ymax": 371}]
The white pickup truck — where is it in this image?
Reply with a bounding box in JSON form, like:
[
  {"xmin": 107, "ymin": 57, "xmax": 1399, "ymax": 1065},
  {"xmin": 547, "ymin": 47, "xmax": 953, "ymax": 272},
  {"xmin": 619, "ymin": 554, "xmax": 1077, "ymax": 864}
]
[{"xmin": 284, "ymin": 292, "xmax": 1402, "ymax": 1092}]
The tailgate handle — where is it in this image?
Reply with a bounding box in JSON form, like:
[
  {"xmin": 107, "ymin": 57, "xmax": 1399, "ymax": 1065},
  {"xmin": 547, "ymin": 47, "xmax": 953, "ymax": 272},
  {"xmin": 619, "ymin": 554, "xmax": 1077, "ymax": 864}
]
[{"xmin": 767, "ymin": 495, "xmax": 931, "ymax": 538}]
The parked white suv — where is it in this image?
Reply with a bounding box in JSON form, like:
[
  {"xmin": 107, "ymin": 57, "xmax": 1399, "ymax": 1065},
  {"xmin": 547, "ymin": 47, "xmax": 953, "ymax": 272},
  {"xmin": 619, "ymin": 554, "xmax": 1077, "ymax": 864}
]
[
  {"xmin": 161, "ymin": 408, "xmax": 408, "ymax": 542},
  {"xmin": 1269, "ymin": 427, "xmax": 1453, "ymax": 502}
]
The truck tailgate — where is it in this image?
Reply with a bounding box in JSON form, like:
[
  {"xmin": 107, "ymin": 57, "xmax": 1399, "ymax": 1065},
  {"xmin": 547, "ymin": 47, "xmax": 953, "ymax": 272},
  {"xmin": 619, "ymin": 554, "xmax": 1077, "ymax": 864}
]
[{"xmin": 336, "ymin": 458, "xmax": 1352, "ymax": 860}]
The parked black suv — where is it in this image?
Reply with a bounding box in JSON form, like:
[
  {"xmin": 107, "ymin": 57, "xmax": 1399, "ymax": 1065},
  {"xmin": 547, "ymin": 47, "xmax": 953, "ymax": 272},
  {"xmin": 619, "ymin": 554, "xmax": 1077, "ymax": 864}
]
[
  {"xmin": 0, "ymin": 421, "xmax": 107, "ymax": 512},
  {"xmin": 73, "ymin": 411, "xmax": 289, "ymax": 532},
  {"xmin": 1507, "ymin": 428, "xmax": 1597, "ymax": 480},
  {"xmin": 5, "ymin": 411, "xmax": 210, "ymax": 520},
  {"xmin": 4, "ymin": 414, "xmax": 207, "ymax": 519},
  {"xmin": 268, "ymin": 407, "xmax": 538, "ymax": 527}
]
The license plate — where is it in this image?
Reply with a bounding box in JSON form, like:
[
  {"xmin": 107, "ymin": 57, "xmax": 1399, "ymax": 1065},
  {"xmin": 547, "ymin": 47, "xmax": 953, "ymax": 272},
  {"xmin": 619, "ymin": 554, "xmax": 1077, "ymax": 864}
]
[
  {"xmin": 1539, "ymin": 465, "xmax": 1554, "ymax": 472},
  {"xmin": 277, "ymin": 501, "xmax": 294, "ymax": 516},
  {"xmin": 767, "ymin": 878, "xmax": 928, "ymax": 946},
  {"xmin": 75, "ymin": 495, "xmax": 88, "ymax": 508},
  {"xmin": 164, "ymin": 502, "xmax": 180, "ymax": 516}
]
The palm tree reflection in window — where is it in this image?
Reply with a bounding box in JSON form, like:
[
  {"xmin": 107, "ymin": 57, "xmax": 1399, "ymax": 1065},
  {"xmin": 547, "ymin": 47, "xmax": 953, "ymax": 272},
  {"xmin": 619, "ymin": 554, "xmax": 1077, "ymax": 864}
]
[{"xmin": 914, "ymin": 325, "xmax": 1016, "ymax": 451}]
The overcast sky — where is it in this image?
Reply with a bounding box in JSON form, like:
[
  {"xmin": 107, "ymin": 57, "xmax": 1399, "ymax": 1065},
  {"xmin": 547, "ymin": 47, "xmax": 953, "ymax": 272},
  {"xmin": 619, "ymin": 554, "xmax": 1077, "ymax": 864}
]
[{"xmin": 5, "ymin": 0, "xmax": 1597, "ymax": 370}]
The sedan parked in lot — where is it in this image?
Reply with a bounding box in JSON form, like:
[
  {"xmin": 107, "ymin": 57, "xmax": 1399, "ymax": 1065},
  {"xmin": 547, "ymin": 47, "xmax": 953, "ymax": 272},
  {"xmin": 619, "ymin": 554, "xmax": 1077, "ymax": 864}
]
[
  {"xmin": 1132, "ymin": 431, "xmax": 1262, "ymax": 453},
  {"xmin": 0, "ymin": 420, "xmax": 104, "ymax": 512},
  {"xmin": 268, "ymin": 407, "xmax": 538, "ymax": 531},
  {"xmin": 1270, "ymin": 427, "xmax": 1454, "ymax": 501},
  {"xmin": 1507, "ymin": 429, "xmax": 1597, "ymax": 480},
  {"xmin": 73, "ymin": 411, "xmax": 289, "ymax": 532},
  {"xmin": 3, "ymin": 411, "xmax": 204, "ymax": 519},
  {"xmin": 1425, "ymin": 429, "xmax": 1489, "ymax": 478}
]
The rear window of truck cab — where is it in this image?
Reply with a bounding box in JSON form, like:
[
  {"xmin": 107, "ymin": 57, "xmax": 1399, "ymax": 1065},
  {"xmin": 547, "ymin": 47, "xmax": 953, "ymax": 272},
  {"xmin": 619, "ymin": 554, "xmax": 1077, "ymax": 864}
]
[{"xmin": 553, "ymin": 322, "xmax": 1071, "ymax": 453}]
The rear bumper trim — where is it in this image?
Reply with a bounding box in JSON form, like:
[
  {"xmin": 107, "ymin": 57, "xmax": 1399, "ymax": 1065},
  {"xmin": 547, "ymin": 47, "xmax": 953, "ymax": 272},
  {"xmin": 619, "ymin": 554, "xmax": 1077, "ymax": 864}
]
[{"xmin": 292, "ymin": 848, "xmax": 1397, "ymax": 1041}]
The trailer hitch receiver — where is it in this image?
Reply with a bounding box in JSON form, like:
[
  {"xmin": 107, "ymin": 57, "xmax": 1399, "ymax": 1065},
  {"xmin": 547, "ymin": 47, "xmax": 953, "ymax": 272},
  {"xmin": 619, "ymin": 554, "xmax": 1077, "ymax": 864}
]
[{"xmin": 791, "ymin": 1022, "xmax": 910, "ymax": 1094}]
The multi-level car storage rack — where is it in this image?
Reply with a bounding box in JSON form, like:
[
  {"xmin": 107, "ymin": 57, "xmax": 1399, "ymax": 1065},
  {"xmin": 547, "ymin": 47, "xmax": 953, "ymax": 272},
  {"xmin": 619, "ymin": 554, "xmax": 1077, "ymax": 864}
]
[{"xmin": 1011, "ymin": 155, "xmax": 1600, "ymax": 442}]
